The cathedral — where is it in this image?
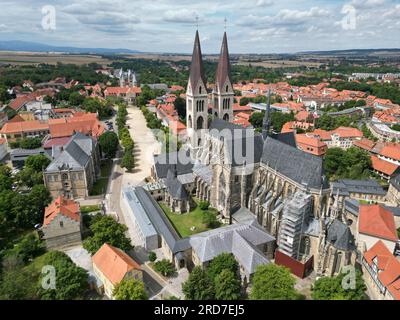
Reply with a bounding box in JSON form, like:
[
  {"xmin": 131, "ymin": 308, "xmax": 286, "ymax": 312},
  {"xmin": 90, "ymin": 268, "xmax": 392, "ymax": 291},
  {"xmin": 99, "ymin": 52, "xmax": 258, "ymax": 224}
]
[{"xmin": 152, "ymin": 30, "xmax": 357, "ymax": 278}]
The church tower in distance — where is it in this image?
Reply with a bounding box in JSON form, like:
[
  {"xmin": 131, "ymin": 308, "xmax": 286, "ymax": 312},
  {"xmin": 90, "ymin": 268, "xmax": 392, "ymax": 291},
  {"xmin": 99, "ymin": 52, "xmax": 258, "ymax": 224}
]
[
  {"xmin": 186, "ymin": 30, "xmax": 208, "ymax": 150},
  {"xmin": 212, "ymin": 32, "xmax": 234, "ymax": 122}
]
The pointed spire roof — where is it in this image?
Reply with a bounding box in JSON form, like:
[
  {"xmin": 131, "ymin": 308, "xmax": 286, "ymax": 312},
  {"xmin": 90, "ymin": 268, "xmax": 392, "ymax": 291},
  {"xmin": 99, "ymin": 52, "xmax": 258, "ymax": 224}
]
[
  {"xmin": 215, "ymin": 32, "xmax": 231, "ymax": 92},
  {"xmin": 189, "ymin": 30, "xmax": 207, "ymax": 91}
]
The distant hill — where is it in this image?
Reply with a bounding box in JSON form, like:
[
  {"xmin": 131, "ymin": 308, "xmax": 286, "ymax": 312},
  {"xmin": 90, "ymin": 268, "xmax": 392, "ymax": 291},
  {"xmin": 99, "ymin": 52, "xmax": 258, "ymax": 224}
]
[
  {"xmin": 0, "ymin": 40, "xmax": 141, "ymax": 54},
  {"xmin": 299, "ymin": 48, "xmax": 400, "ymax": 56}
]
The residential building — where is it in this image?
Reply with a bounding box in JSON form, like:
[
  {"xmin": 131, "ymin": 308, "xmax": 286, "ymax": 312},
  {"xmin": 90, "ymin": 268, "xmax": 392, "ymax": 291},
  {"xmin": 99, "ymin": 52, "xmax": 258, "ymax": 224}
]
[
  {"xmin": 92, "ymin": 243, "xmax": 142, "ymax": 299},
  {"xmin": 371, "ymin": 155, "xmax": 400, "ymax": 181},
  {"xmin": 10, "ymin": 148, "xmax": 48, "ymax": 168},
  {"xmin": 331, "ymin": 179, "xmax": 387, "ymax": 204},
  {"xmin": 362, "ymin": 240, "xmax": 400, "ymax": 300},
  {"xmin": 0, "ymin": 120, "xmax": 49, "ymax": 144},
  {"xmin": 104, "ymin": 86, "xmax": 141, "ymax": 103},
  {"xmin": 41, "ymin": 196, "xmax": 82, "ymax": 249},
  {"xmin": 44, "ymin": 132, "xmax": 101, "ymax": 199},
  {"xmin": 296, "ymin": 133, "xmax": 327, "ymax": 156},
  {"xmin": 357, "ymin": 204, "xmax": 399, "ymax": 253}
]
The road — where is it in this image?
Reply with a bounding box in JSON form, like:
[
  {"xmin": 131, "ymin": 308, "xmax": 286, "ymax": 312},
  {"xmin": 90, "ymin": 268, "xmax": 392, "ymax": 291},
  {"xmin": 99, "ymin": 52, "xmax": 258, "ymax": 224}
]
[
  {"xmin": 104, "ymin": 105, "xmax": 165, "ymax": 298},
  {"xmin": 122, "ymin": 107, "xmax": 161, "ymax": 187}
]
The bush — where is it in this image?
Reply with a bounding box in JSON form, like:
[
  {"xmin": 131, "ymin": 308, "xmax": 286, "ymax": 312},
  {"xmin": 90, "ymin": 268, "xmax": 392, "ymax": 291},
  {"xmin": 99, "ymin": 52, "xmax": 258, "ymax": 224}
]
[
  {"xmin": 153, "ymin": 259, "xmax": 175, "ymax": 277},
  {"xmin": 198, "ymin": 201, "xmax": 210, "ymax": 211},
  {"xmin": 148, "ymin": 251, "xmax": 157, "ymax": 263},
  {"xmin": 202, "ymin": 211, "xmax": 220, "ymax": 228}
]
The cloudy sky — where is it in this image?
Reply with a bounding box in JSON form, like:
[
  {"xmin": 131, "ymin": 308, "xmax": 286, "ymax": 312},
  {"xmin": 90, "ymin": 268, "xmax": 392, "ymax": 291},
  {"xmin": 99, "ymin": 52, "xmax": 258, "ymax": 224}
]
[{"xmin": 0, "ymin": 0, "xmax": 399, "ymax": 53}]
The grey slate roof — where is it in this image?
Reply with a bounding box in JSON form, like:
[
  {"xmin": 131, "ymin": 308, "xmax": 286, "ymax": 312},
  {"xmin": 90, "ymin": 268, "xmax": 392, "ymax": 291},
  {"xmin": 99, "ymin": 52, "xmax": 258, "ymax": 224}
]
[
  {"xmin": 45, "ymin": 132, "xmax": 94, "ymax": 172},
  {"xmin": 153, "ymin": 150, "xmax": 194, "ymax": 179},
  {"xmin": 189, "ymin": 218, "xmax": 275, "ymax": 276},
  {"xmin": 132, "ymin": 187, "xmax": 191, "ymax": 253},
  {"xmin": 165, "ymin": 169, "xmax": 189, "ymax": 200},
  {"xmin": 232, "ymin": 207, "xmax": 257, "ymax": 223},
  {"xmin": 331, "ymin": 179, "xmax": 386, "ymax": 197},
  {"xmin": 390, "ymin": 173, "xmax": 400, "ymax": 192},
  {"xmin": 192, "ymin": 162, "xmax": 213, "ymax": 185},
  {"xmin": 189, "ymin": 30, "xmax": 207, "ymax": 91},
  {"xmin": 122, "ymin": 187, "xmax": 158, "ymax": 238},
  {"xmin": 261, "ymin": 136, "xmax": 328, "ymax": 190},
  {"xmin": 271, "ymin": 132, "xmax": 297, "ymax": 148},
  {"xmin": 326, "ymin": 219, "xmax": 356, "ymax": 251},
  {"xmin": 344, "ymin": 198, "xmax": 400, "ymax": 217},
  {"xmin": 215, "ymin": 32, "xmax": 231, "ymax": 93}
]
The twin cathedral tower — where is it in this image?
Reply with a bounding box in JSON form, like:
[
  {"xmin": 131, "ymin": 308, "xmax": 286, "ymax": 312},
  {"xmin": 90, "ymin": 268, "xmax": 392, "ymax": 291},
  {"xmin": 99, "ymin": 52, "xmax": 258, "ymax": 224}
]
[{"xmin": 186, "ymin": 30, "xmax": 234, "ymax": 149}]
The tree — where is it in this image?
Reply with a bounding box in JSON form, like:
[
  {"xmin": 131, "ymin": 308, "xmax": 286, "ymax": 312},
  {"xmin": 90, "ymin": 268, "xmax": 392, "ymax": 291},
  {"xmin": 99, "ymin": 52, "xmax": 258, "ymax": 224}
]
[
  {"xmin": 324, "ymin": 147, "xmax": 371, "ymax": 180},
  {"xmin": 250, "ymin": 264, "xmax": 301, "ymax": 300},
  {"xmin": 174, "ymin": 96, "xmax": 186, "ymax": 120},
  {"xmin": 182, "ymin": 266, "xmax": 215, "ymax": 300},
  {"xmin": 121, "ymin": 150, "xmax": 135, "ymax": 172},
  {"xmin": 214, "ymin": 269, "xmax": 241, "ymax": 300},
  {"xmin": 202, "ymin": 211, "xmax": 220, "ymax": 228},
  {"xmin": 113, "ymin": 279, "xmax": 148, "ymax": 300},
  {"xmin": 198, "ymin": 200, "xmax": 210, "ymax": 211},
  {"xmin": 25, "ymin": 154, "xmax": 51, "ymax": 172},
  {"xmin": 83, "ymin": 215, "xmax": 132, "ymax": 255},
  {"xmin": 16, "ymin": 167, "xmax": 44, "ymax": 188},
  {"xmin": 99, "ymin": 131, "xmax": 119, "ymax": 159},
  {"xmin": 17, "ymin": 137, "xmax": 43, "ymax": 149},
  {"xmin": 148, "ymin": 251, "xmax": 157, "ymax": 263},
  {"xmin": 154, "ymin": 259, "xmax": 176, "ymax": 277},
  {"xmin": 69, "ymin": 91, "xmax": 85, "ymax": 106},
  {"xmin": 0, "ymin": 266, "xmax": 37, "ymax": 300},
  {"xmin": 4, "ymin": 232, "xmax": 45, "ymax": 263},
  {"xmin": 311, "ymin": 271, "xmax": 367, "ymax": 300},
  {"xmin": 37, "ymin": 251, "xmax": 89, "ymax": 300},
  {"xmin": 0, "ymin": 165, "xmax": 14, "ymax": 192},
  {"xmin": 206, "ymin": 253, "xmax": 239, "ymax": 281}
]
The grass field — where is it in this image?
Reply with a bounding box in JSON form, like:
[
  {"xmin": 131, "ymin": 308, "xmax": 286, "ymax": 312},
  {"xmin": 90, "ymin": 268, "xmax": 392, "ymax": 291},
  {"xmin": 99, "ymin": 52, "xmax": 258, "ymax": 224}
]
[
  {"xmin": 0, "ymin": 51, "xmax": 112, "ymax": 66},
  {"xmin": 90, "ymin": 160, "xmax": 113, "ymax": 196},
  {"xmin": 159, "ymin": 202, "xmax": 219, "ymax": 238}
]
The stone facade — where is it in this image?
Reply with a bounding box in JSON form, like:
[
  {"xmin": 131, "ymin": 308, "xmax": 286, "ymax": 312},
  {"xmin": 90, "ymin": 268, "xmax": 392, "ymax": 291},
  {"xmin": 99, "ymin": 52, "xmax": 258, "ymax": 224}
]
[
  {"xmin": 44, "ymin": 132, "xmax": 101, "ymax": 199},
  {"xmin": 42, "ymin": 214, "xmax": 82, "ymax": 249}
]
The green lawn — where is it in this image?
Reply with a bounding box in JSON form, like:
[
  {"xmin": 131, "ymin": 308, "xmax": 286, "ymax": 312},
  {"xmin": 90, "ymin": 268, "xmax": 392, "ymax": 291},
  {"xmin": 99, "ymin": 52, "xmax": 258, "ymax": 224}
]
[
  {"xmin": 159, "ymin": 202, "xmax": 219, "ymax": 238},
  {"xmin": 90, "ymin": 160, "xmax": 113, "ymax": 196},
  {"xmin": 80, "ymin": 204, "xmax": 101, "ymax": 214}
]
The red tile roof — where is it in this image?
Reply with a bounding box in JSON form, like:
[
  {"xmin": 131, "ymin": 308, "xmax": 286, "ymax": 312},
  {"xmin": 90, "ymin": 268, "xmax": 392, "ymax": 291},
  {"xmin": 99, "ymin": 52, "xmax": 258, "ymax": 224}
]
[
  {"xmin": 359, "ymin": 204, "xmax": 398, "ymax": 241},
  {"xmin": 363, "ymin": 240, "xmax": 400, "ymax": 300},
  {"xmin": 43, "ymin": 196, "xmax": 80, "ymax": 227},
  {"xmin": 371, "ymin": 155, "xmax": 399, "ymax": 176},
  {"xmin": 49, "ymin": 113, "xmax": 104, "ymax": 138},
  {"xmin": 92, "ymin": 243, "xmax": 141, "ymax": 285},
  {"xmin": 332, "ymin": 126, "xmax": 363, "ymax": 139},
  {"xmin": 380, "ymin": 145, "xmax": 400, "ymax": 162},
  {"xmin": 353, "ymin": 138, "xmax": 376, "ymax": 152},
  {"xmin": 0, "ymin": 120, "xmax": 49, "ymax": 135}
]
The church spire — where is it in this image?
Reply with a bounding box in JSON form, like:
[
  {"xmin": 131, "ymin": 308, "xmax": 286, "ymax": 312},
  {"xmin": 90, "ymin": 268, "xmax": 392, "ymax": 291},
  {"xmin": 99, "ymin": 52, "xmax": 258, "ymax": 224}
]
[
  {"xmin": 263, "ymin": 90, "xmax": 271, "ymax": 140},
  {"xmin": 189, "ymin": 30, "xmax": 206, "ymax": 91},
  {"xmin": 215, "ymin": 32, "xmax": 231, "ymax": 93}
]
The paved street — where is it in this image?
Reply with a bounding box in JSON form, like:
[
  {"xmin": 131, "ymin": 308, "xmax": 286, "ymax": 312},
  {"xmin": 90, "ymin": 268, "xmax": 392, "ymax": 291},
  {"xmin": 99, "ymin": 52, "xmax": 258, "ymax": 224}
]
[{"xmin": 122, "ymin": 107, "xmax": 161, "ymax": 187}]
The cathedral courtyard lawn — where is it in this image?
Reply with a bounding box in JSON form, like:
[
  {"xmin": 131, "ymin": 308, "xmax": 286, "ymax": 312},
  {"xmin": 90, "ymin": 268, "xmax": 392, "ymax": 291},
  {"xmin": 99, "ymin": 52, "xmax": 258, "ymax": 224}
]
[
  {"xmin": 159, "ymin": 202, "xmax": 219, "ymax": 238},
  {"xmin": 89, "ymin": 160, "xmax": 113, "ymax": 196}
]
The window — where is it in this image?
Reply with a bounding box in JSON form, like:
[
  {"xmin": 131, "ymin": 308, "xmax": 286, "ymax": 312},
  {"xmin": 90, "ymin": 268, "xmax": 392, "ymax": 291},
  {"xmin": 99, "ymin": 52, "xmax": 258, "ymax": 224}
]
[
  {"xmin": 199, "ymin": 86, "xmax": 202, "ymax": 94},
  {"xmin": 60, "ymin": 221, "xmax": 64, "ymax": 228},
  {"xmin": 47, "ymin": 175, "xmax": 52, "ymax": 182},
  {"xmin": 226, "ymin": 85, "xmax": 229, "ymax": 92}
]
